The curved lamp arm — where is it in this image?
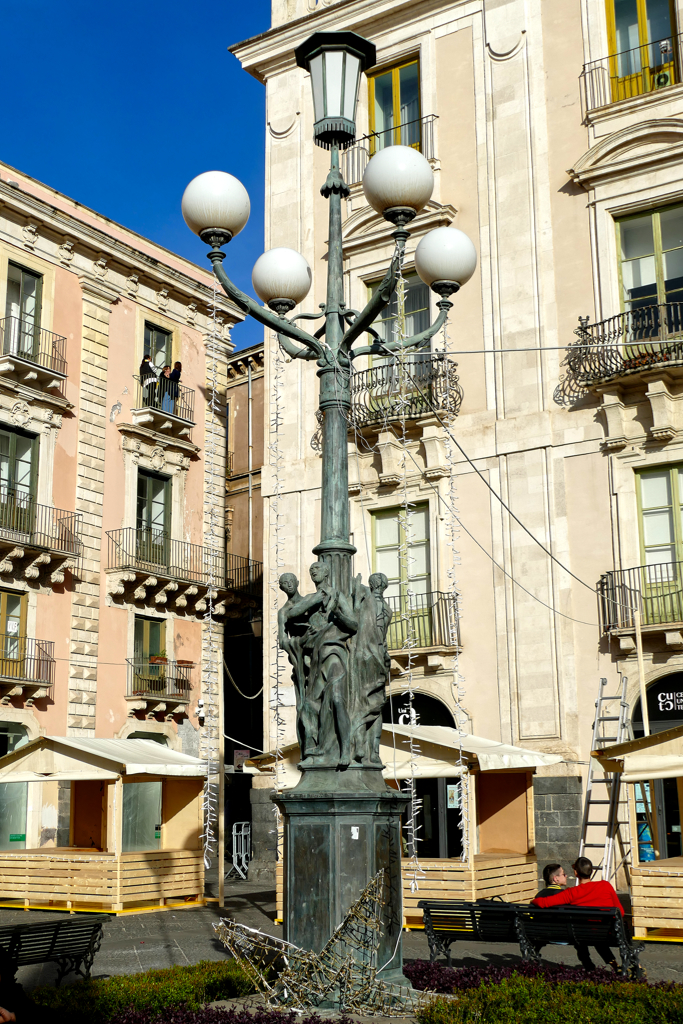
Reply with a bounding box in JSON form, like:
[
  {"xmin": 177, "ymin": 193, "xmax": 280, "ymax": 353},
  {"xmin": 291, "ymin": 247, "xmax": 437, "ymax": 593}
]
[
  {"xmin": 278, "ymin": 332, "xmax": 318, "ymax": 360},
  {"xmin": 340, "ymin": 253, "xmax": 400, "ymax": 352},
  {"xmin": 212, "ymin": 260, "xmax": 325, "ymax": 360},
  {"xmin": 351, "ymin": 299, "xmax": 452, "ymax": 359}
]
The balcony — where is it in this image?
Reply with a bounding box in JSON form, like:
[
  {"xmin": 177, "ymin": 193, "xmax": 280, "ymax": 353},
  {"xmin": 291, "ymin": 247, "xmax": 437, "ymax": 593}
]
[
  {"xmin": 581, "ymin": 33, "xmax": 681, "ymax": 115},
  {"xmin": 125, "ymin": 657, "xmax": 193, "ymax": 719},
  {"xmin": 106, "ymin": 527, "xmax": 262, "ymax": 614},
  {"xmin": 342, "ymin": 115, "xmax": 437, "ymax": 187},
  {"xmin": 0, "ymin": 317, "xmax": 67, "ymax": 397},
  {"xmin": 349, "ymin": 354, "xmax": 462, "ymax": 431},
  {"xmin": 0, "ymin": 489, "xmax": 82, "ymax": 583},
  {"xmin": 386, "ymin": 592, "xmax": 460, "ymax": 662},
  {"xmin": 130, "ymin": 375, "xmax": 195, "ymax": 441},
  {"xmin": 598, "ymin": 561, "xmax": 683, "ymax": 650},
  {"xmin": 0, "ymin": 634, "xmax": 55, "ymax": 705}
]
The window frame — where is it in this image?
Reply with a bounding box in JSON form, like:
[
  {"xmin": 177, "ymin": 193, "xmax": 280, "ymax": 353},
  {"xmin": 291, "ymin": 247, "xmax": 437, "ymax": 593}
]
[
  {"xmin": 5, "ymin": 261, "xmax": 43, "ymax": 331},
  {"xmin": 367, "ymin": 272, "xmax": 431, "ymax": 361},
  {"xmin": 605, "ymin": 0, "xmax": 678, "ymax": 98},
  {"xmin": 143, "ymin": 321, "xmax": 173, "ymax": 371},
  {"xmin": 371, "ymin": 502, "xmax": 431, "ymax": 598},
  {"xmin": 368, "ymin": 57, "xmax": 422, "ymax": 152},
  {"xmin": 616, "ymin": 203, "xmax": 683, "ymax": 312},
  {"xmin": 0, "ymin": 426, "xmax": 38, "ymax": 500},
  {"xmin": 636, "ymin": 464, "xmax": 683, "ymax": 566}
]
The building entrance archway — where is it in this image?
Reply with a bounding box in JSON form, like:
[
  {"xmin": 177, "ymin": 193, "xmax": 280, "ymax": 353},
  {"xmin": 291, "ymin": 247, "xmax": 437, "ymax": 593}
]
[{"xmin": 632, "ymin": 674, "xmax": 683, "ymax": 861}]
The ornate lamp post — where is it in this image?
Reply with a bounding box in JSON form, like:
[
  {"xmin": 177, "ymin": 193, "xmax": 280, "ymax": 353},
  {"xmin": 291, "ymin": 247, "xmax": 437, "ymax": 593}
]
[{"xmin": 183, "ymin": 30, "xmax": 476, "ymax": 980}]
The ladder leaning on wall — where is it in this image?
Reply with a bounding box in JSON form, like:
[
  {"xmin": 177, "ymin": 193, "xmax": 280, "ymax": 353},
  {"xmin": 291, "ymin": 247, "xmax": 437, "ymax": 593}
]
[{"xmin": 579, "ymin": 676, "xmax": 632, "ymax": 888}]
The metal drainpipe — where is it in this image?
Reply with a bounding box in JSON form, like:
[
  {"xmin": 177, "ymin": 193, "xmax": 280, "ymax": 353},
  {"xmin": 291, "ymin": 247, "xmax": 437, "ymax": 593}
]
[{"xmin": 248, "ymin": 358, "xmax": 253, "ymax": 567}]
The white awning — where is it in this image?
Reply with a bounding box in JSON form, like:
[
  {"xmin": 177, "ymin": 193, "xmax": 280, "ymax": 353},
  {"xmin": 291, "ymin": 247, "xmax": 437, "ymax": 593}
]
[
  {"xmin": 0, "ymin": 736, "xmax": 208, "ymax": 782},
  {"xmin": 594, "ymin": 723, "xmax": 683, "ymax": 782}
]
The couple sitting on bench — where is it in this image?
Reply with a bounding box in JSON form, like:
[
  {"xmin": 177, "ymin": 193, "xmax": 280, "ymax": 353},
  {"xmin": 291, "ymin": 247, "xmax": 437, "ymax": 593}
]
[{"xmin": 532, "ymin": 856, "xmax": 623, "ymax": 972}]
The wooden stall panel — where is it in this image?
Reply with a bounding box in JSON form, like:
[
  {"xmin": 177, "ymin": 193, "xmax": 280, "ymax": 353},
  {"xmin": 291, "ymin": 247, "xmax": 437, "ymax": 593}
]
[
  {"xmin": 631, "ymin": 861, "xmax": 683, "ymax": 937},
  {"xmin": 163, "ymin": 779, "xmax": 204, "ymax": 850}
]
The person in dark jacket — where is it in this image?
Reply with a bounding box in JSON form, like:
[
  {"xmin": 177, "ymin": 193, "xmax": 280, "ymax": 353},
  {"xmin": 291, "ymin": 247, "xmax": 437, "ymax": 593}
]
[
  {"xmin": 139, "ymin": 354, "xmax": 158, "ymax": 408},
  {"xmin": 530, "ymin": 863, "xmax": 568, "ymax": 958}
]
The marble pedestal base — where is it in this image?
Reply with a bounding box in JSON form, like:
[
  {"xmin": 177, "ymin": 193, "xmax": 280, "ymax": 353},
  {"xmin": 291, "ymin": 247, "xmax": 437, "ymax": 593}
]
[{"xmin": 275, "ymin": 767, "xmax": 408, "ymax": 983}]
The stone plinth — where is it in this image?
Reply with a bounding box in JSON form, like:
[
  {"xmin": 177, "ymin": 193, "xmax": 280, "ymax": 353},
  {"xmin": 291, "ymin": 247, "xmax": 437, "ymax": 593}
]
[{"xmin": 275, "ymin": 767, "xmax": 408, "ymax": 978}]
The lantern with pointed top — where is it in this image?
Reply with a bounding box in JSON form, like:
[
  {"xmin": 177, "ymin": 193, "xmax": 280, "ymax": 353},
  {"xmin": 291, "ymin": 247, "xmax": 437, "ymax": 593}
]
[{"xmin": 295, "ymin": 31, "xmax": 376, "ymax": 150}]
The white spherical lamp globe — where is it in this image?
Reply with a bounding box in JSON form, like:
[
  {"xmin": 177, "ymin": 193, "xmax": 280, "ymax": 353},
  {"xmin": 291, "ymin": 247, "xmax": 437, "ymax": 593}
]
[
  {"xmin": 362, "ymin": 146, "xmax": 434, "ymax": 217},
  {"xmin": 181, "ymin": 171, "xmax": 250, "ymax": 239},
  {"xmin": 251, "ymin": 248, "xmax": 312, "ymax": 306},
  {"xmin": 415, "ymin": 227, "xmax": 477, "ymax": 289}
]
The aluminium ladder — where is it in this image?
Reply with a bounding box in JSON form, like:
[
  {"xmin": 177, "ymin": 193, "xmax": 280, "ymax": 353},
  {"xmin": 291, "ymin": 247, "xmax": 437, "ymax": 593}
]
[{"xmin": 578, "ymin": 676, "xmax": 632, "ymax": 887}]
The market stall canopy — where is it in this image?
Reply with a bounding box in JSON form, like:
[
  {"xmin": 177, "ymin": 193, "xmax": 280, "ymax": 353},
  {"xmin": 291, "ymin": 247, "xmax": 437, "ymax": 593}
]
[
  {"xmin": 593, "ymin": 723, "xmax": 683, "ymax": 782},
  {"xmin": 246, "ymin": 725, "xmax": 563, "ymax": 786},
  {"xmin": 0, "ymin": 736, "xmax": 208, "ymax": 783}
]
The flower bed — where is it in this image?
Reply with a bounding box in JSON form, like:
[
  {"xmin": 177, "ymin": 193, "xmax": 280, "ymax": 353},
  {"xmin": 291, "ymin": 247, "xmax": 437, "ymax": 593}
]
[{"xmin": 404, "ymin": 960, "xmax": 683, "ymax": 1024}]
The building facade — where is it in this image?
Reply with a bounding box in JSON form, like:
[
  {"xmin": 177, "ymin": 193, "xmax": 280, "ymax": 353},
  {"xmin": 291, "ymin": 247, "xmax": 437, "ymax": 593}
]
[
  {"xmin": 0, "ymin": 161, "xmax": 248, "ymax": 851},
  {"xmin": 232, "ymin": 0, "xmax": 683, "ymax": 868}
]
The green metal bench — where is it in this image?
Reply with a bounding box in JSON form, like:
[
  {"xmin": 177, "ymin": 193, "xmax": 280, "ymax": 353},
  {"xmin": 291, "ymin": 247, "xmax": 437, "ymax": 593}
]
[{"xmin": 0, "ymin": 915, "xmax": 108, "ymax": 985}]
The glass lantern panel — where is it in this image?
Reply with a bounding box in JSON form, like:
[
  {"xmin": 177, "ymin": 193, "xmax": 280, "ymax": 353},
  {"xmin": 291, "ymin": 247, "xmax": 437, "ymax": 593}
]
[
  {"xmin": 342, "ymin": 53, "xmax": 360, "ymax": 121},
  {"xmin": 324, "ymin": 50, "xmax": 344, "ymax": 116},
  {"xmin": 310, "ymin": 54, "xmax": 324, "ymax": 122}
]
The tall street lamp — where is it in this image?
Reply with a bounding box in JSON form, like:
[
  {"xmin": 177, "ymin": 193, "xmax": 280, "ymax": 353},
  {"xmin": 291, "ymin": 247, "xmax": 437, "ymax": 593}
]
[{"xmin": 183, "ymin": 30, "xmax": 476, "ymax": 980}]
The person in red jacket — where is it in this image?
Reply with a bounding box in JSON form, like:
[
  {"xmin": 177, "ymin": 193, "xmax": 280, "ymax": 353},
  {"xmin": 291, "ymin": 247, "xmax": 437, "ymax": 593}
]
[{"xmin": 532, "ymin": 856, "xmax": 622, "ymax": 972}]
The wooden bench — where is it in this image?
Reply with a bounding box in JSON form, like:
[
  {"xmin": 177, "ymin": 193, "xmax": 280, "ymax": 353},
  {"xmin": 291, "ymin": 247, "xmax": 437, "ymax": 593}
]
[
  {"xmin": 417, "ymin": 899, "xmax": 644, "ymax": 979},
  {"xmin": 0, "ymin": 915, "xmax": 108, "ymax": 985}
]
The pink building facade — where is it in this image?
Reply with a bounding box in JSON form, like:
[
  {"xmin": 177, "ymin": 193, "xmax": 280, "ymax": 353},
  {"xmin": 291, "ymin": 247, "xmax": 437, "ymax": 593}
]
[{"xmin": 0, "ymin": 161, "xmax": 247, "ymax": 849}]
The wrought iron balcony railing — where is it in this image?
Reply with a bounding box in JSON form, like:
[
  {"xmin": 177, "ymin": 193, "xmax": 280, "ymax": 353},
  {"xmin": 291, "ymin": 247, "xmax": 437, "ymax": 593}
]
[
  {"xmin": 581, "ymin": 33, "xmax": 680, "ymax": 113},
  {"xmin": 0, "ymin": 487, "xmax": 82, "ymax": 560},
  {"xmin": 0, "ymin": 316, "xmax": 68, "ymax": 392},
  {"xmin": 107, "ymin": 527, "xmax": 263, "ymax": 597},
  {"xmin": 349, "ymin": 354, "xmax": 462, "ymax": 429},
  {"xmin": 385, "ymin": 592, "xmax": 460, "ymax": 652},
  {"xmin": 554, "ymin": 304, "xmax": 683, "ymax": 405},
  {"xmin": 133, "ymin": 374, "xmax": 195, "ymax": 425},
  {"xmin": 127, "ymin": 657, "xmax": 193, "ymax": 699},
  {"xmin": 342, "ymin": 115, "xmax": 437, "ymax": 186},
  {"xmin": 0, "ymin": 634, "xmax": 55, "ymax": 689},
  {"xmin": 598, "ymin": 560, "xmax": 683, "ymax": 633}
]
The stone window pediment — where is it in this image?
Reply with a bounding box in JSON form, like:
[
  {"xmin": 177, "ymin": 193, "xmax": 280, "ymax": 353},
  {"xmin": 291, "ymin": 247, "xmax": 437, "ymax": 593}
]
[{"xmin": 569, "ymin": 119, "xmax": 683, "ymax": 188}]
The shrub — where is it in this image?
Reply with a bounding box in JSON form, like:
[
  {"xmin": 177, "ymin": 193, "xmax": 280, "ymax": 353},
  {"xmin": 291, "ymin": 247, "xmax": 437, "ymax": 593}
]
[
  {"xmin": 31, "ymin": 959, "xmax": 254, "ymax": 1023},
  {"xmin": 416, "ymin": 975, "xmax": 683, "ymax": 1024},
  {"xmin": 109, "ymin": 1011, "xmax": 353, "ymax": 1024}
]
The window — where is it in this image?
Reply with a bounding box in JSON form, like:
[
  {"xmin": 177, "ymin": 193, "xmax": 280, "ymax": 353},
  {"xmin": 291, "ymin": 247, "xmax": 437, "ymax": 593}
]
[
  {"xmin": 618, "ymin": 206, "xmax": 683, "ymax": 313},
  {"xmin": 371, "ymin": 273, "xmax": 430, "ymax": 345},
  {"xmin": 638, "ymin": 466, "xmax": 683, "ymax": 565},
  {"xmin": 4, "ymin": 263, "xmax": 43, "ymax": 360},
  {"xmin": 373, "ymin": 504, "xmax": 432, "ymax": 647},
  {"xmin": 122, "ymin": 781, "xmax": 162, "ymax": 852},
  {"xmin": 0, "ymin": 428, "xmax": 37, "ymax": 538},
  {"xmin": 0, "ymin": 590, "xmax": 28, "ymax": 681},
  {"xmin": 144, "ymin": 323, "xmax": 172, "ymax": 372},
  {"xmin": 0, "ymin": 722, "xmax": 28, "ymax": 851},
  {"xmin": 606, "ymin": 0, "xmax": 676, "ymax": 97},
  {"xmin": 134, "ymin": 616, "xmax": 165, "ymax": 661},
  {"xmin": 136, "ymin": 471, "xmax": 170, "ymax": 565},
  {"xmin": 368, "ymin": 59, "xmax": 421, "ymax": 151}
]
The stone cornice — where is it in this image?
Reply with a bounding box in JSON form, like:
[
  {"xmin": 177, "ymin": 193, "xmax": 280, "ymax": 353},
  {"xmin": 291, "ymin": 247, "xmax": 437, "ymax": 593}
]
[
  {"xmin": 229, "ymin": 0, "xmax": 440, "ymax": 82},
  {"xmin": 116, "ymin": 421, "xmax": 200, "ymax": 458},
  {"xmin": 226, "ymin": 346, "xmax": 265, "ymax": 383},
  {"xmin": 0, "ymin": 180, "xmax": 243, "ymax": 324},
  {"xmin": 568, "ymin": 118, "xmax": 683, "ymax": 188}
]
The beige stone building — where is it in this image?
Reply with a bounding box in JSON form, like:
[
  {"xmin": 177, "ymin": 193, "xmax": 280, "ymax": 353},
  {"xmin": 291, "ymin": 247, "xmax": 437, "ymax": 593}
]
[
  {"xmin": 0, "ymin": 160, "xmax": 255, "ymax": 853},
  {"xmin": 232, "ymin": 0, "xmax": 683, "ymax": 869}
]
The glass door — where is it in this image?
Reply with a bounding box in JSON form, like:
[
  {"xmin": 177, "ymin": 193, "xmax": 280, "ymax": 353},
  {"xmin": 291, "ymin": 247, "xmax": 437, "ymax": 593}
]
[
  {"xmin": 369, "ymin": 60, "xmax": 421, "ymax": 151},
  {"xmin": 136, "ymin": 471, "xmax": 170, "ymax": 568},
  {"xmin": 122, "ymin": 781, "xmax": 163, "ymax": 852},
  {"xmin": 5, "ymin": 262, "xmax": 42, "ymax": 360},
  {"xmin": 0, "ymin": 590, "xmax": 27, "ymax": 681},
  {"xmin": 133, "ymin": 616, "xmax": 166, "ymax": 694},
  {"xmin": 637, "ymin": 467, "xmax": 683, "ymax": 624},
  {"xmin": 618, "ymin": 206, "xmax": 683, "ymax": 349},
  {"xmin": 144, "ymin": 323, "xmax": 172, "ymax": 374},
  {"xmin": 0, "ymin": 428, "xmax": 37, "ymax": 539},
  {"xmin": 607, "ymin": 0, "xmax": 676, "ymax": 101},
  {"xmin": 373, "ymin": 504, "xmax": 431, "ymax": 648}
]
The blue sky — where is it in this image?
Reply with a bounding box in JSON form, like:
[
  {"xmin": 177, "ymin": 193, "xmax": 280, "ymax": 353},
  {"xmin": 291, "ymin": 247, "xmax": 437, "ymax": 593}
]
[{"xmin": 2, "ymin": 1, "xmax": 272, "ymax": 350}]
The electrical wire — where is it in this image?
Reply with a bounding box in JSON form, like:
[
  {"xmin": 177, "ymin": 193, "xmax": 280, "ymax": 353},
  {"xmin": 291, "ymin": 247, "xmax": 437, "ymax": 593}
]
[{"xmin": 223, "ymin": 656, "xmax": 264, "ymax": 699}]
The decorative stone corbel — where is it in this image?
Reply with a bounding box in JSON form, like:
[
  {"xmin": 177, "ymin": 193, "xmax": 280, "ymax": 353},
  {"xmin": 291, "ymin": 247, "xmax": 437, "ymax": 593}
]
[
  {"xmin": 186, "ymin": 303, "xmax": 198, "ymax": 326},
  {"xmin": 22, "ymin": 224, "xmax": 38, "ymax": 250},
  {"xmin": 0, "ymin": 547, "xmax": 25, "ymax": 575},
  {"xmin": 25, "ymin": 688, "xmax": 48, "ymax": 707},
  {"xmin": 597, "ymin": 387, "xmax": 627, "ymax": 451},
  {"xmin": 376, "ymin": 430, "xmax": 403, "ymax": 487},
  {"xmin": 127, "ymin": 700, "xmax": 147, "ymax": 716},
  {"xmin": 420, "ymin": 418, "xmax": 449, "ymax": 480},
  {"xmin": 157, "ymin": 288, "xmax": 170, "ymax": 309},
  {"xmin": 665, "ymin": 630, "xmax": 683, "ymax": 648},
  {"xmin": 50, "ymin": 559, "xmax": 75, "ymax": 585},
  {"xmin": 644, "ymin": 373, "xmax": 676, "ymax": 442},
  {"xmin": 57, "ymin": 239, "xmax": 75, "ymax": 266},
  {"xmin": 154, "ymin": 581, "xmax": 179, "ymax": 605},
  {"xmin": 175, "ymin": 585, "xmax": 198, "ymax": 608},
  {"xmin": 619, "ymin": 635, "xmax": 637, "ymax": 652},
  {"xmin": 1, "ymin": 686, "xmax": 23, "ymax": 705},
  {"xmin": 146, "ymin": 703, "xmax": 166, "ymax": 719},
  {"xmin": 107, "ymin": 570, "xmax": 136, "ymax": 596},
  {"xmin": 134, "ymin": 576, "xmax": 158, "ymax": 601},
  {"xmin": 25, "ymin": 552, "xmax": 51, "ymax": 579},
  {"xmin": 126, "ymin": 274, "xmax": 140, "ymax": 297}
]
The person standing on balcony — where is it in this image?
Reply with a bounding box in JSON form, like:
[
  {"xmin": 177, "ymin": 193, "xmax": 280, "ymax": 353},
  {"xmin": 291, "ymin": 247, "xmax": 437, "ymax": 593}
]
[
  {"xmin": 159, "ymin": 365, "xmax": 174, "ymax": 413},
  {"xmin": 140, "ymin": 354, "xmax": 158, "ymax": 408},
  {"xmin": 168, "ymin": 361, "xmax": 182, "ymax": 414}
]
